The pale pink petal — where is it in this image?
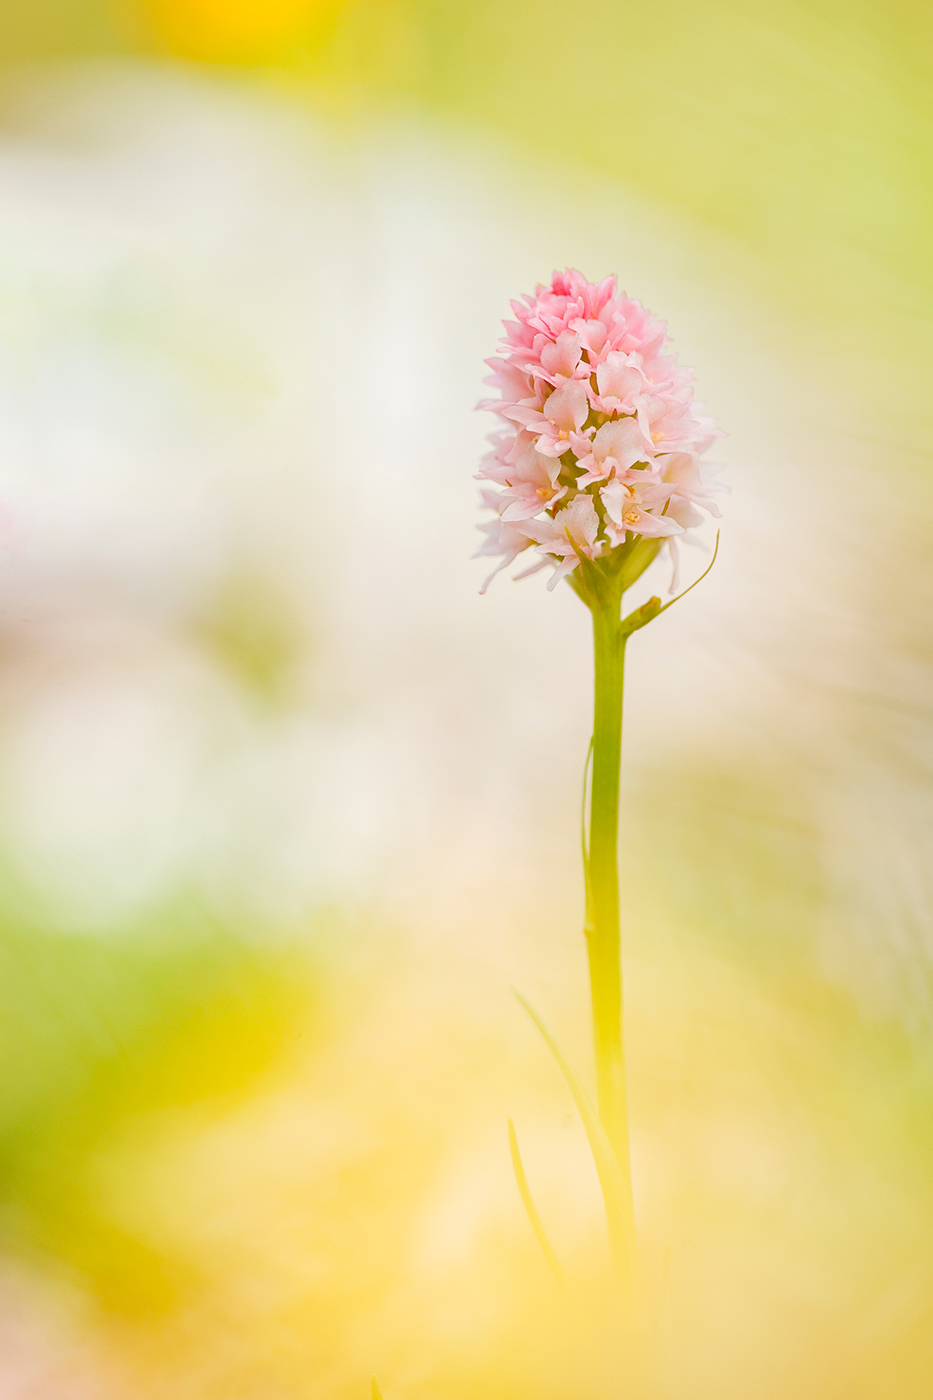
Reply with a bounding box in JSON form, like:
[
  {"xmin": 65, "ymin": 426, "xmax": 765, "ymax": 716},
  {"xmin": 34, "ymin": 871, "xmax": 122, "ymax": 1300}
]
[{"xmin": 542, "ymin": 381, "xmax": 589, "ymax": 434}]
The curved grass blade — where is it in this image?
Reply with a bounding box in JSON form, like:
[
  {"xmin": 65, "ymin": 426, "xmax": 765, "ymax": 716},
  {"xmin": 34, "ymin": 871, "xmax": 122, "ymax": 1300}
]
[
  {"xmin": 512, "ymin": 988, "xmax": 639, "ymax": 1302},
  {"xmin": 507, "ymin": 1116, "xmax": 569, "ymax": 1290}
]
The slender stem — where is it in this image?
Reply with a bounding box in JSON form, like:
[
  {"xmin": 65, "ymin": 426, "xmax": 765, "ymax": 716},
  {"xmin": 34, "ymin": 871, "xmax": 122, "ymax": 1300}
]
[{"xmin": 586, "ymin": 590, "xmax": 637, "ymax": 1267}]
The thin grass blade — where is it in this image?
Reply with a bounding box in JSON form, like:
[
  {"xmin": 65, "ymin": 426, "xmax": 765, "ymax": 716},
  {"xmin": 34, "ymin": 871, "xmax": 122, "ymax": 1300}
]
[
  {"xmin": 512, "ymin": 988, "xmax": 639, "ymax": 1301},
  {"xmin": 507, "ymin": 1116, "xmax": 569, "ymax": 1290}
]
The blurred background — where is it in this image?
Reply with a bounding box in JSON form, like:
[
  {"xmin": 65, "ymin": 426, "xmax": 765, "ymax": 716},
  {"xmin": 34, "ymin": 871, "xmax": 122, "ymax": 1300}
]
[{"xmin": 0, "ymin": 1, "xmax": 931, "ymax": 1397}]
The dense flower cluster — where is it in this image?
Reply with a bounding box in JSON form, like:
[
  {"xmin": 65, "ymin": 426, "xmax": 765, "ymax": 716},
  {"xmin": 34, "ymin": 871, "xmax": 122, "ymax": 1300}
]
[{"xmin": 475, "ymin": 269, "xmax": 724, "ymax": 593}]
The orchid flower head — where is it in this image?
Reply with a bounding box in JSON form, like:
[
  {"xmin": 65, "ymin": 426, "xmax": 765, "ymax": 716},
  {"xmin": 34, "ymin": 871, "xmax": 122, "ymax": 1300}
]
[{"xmin": 476, "ymin": 269, "xmax": 724, "ymax": 594}]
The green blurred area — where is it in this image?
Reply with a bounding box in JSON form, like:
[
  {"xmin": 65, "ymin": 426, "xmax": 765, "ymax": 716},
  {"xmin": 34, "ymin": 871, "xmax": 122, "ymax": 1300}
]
[
  {"xmin": 0, "ymin": 893, "xmax": 314, "ymax": 1315},
  {"xmin": 2, "ymin": 0, "xmax": 931, "ymax": 348}
]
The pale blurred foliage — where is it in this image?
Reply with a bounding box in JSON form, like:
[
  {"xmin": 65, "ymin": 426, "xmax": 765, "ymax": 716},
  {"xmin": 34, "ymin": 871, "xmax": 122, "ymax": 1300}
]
[{"xmin": 0, "ymin": 14, "xmax": 930, "ymax": 1400}]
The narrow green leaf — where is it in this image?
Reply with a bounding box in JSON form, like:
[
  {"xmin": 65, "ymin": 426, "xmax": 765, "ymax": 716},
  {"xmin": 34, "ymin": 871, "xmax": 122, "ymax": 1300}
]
[
  {"xmin": 619, "ymin": 531, "xmax": 720, "ymax": 637},
  {"xmin": 512, "ymin": 988, "xmax": 638, "ymax": 1299},
  {"xmin": 654, "ymin": 531, "xmax": 720, "ymax": 619},
  {"xmin": 507, "ymin": 1116, "xmax": 569, "ymax": 1290}
]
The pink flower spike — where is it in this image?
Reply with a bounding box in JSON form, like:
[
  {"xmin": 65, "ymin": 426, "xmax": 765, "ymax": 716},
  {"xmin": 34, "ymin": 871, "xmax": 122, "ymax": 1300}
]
[{"xmin": 476, "ymin": 270, "xmax": 723, "ymax": 591}]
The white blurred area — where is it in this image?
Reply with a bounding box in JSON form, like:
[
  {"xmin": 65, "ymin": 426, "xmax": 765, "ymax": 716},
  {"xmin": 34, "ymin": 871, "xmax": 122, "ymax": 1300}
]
[
  {"xmin": 0, "ymin": 58, "xmax": 897, "ymax": 942},
  {"xmin": 1, "ymin": 58, "xmax": 933, "ymax": 1400}
]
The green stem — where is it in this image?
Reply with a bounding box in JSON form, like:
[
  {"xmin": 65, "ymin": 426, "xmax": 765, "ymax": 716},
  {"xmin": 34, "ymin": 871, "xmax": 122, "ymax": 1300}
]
[{"xmin": 586, "ymin": 587, "xmax": 637, "ymax": 1271}]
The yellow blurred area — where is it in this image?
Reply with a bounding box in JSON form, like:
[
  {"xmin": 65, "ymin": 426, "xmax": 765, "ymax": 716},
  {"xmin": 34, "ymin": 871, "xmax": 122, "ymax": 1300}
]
[
  {"xmin": 0, "ymin": 0, "xmax": 929, "ymax": 1397},
  {"xmin": 141, "ymin": 0, "xmax": 343, "ymax": 61}
]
